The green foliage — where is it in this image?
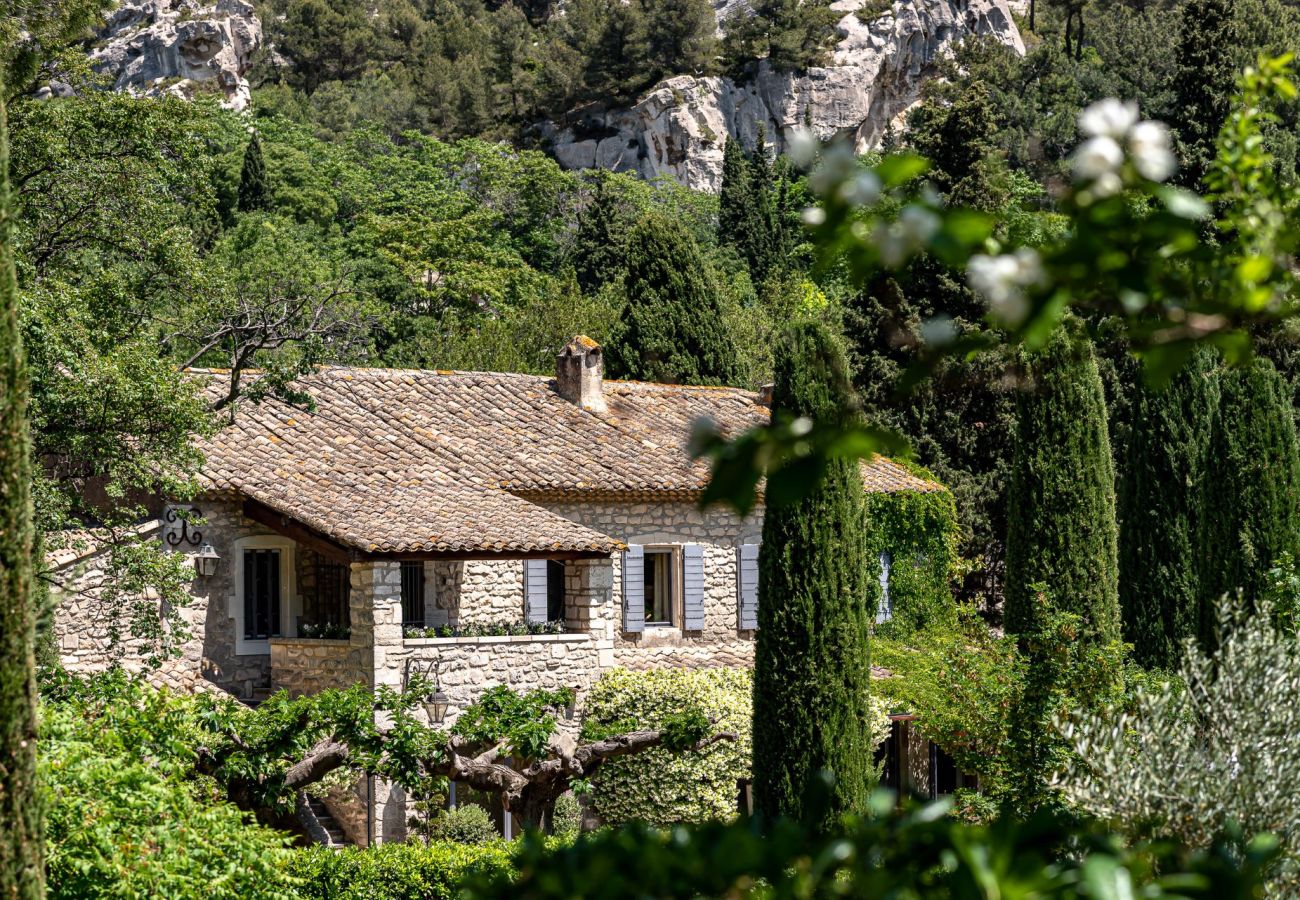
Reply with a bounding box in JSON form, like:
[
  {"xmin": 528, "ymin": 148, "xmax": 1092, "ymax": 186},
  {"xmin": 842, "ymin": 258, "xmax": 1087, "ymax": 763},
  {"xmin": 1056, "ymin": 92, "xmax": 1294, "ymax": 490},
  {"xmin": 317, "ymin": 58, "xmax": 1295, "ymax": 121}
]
[
  {"xmin": 864, "ymin": 479, "xmax": 960, "ymax": 636},
  {"xmin": 580, "ymin": 667, "xmax": 751, "ymax": 826},
  {"xmin": 721, "ymin": 0, "xmax": 841, "ymax": 74},
  {"xmin": 237, "ymin": 132, "xmax": 271, "ymax": 213},
  {"xmin": 550, "ymin": 793, "xmax": 582, "ymax": 839},
  {"xmin": 1170, "ymin": 0, "xmax": 1241, "ymax": 186},
  {"xmin": 451, "ymin": 685, "xmax": 574, "ymax": 762},
  {"xmin": 0, "ymin": 78, "xmax": 41, "ymax": 900},
  {"xmin": 1061, "ymin": 596, "xmax": 1300, "ymax": 892},
  {"xmin": 1119, "ymin": 346, "xmax": 1220, "ymax": 669},
  {"xmin": 1198, "ymin": 356, "xmax": 1300, "ymax": 646},
  {"xmin": 464, "ymin": 791, "xmax": 1278, "ymax": 899},
  {"xmin": 287, "ymin": 840, "xmax": 514, "ymax": 900},
  {"xmin": 1004, "ymin": 328, "xmax": 1120, "ymax": 646},
  {"xmin": 752, "ymin": 322, "xmax": 874, "ymax": 830},
  {"xmin": 605, "ymin": 212, "xmax": 743, "ymax": 386},
  {"xmin": 39, "ymin": 673, "xmax": 294, "ymax": 899},
  {"xmin": 428, "ymin": 804, "xmax": 500, "ymax": 845}
]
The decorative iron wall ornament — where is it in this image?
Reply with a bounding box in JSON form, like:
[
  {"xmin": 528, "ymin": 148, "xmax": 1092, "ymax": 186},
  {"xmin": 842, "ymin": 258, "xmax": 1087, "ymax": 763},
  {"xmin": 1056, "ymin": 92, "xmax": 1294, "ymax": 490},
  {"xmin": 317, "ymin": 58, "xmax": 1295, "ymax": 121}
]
[{"xmin": 164, "ymin": 505, "xmax": 203, "ymax": 547}]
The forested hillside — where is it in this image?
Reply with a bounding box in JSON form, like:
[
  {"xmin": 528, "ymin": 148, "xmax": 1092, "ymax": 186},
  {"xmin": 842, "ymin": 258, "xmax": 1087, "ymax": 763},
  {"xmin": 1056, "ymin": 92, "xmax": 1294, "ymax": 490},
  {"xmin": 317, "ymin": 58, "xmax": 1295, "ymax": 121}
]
[{"xmin": 23, "ymin": 0, "xmax": 1300, "ymax": 610}]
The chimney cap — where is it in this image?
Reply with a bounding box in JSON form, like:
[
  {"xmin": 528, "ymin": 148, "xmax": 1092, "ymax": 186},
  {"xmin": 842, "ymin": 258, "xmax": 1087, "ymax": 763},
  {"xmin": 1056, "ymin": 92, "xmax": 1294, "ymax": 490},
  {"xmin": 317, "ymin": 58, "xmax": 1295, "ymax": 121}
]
[
  {"xmin": 561, "ymin": 335, "xmax": 602, "ymax": 355},
  {"xmin": 757, "ymin": 384, "xmax": 774, "ymax": 407}
]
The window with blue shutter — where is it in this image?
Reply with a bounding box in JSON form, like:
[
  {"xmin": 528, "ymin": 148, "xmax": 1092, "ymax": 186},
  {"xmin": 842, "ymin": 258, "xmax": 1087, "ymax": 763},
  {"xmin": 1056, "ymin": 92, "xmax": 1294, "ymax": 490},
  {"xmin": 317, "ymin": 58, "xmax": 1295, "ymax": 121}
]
[
  {"xmin": 876, "ymin": 550, "xmax": 893, "ymax": 623},
  {"xmin": 622, "ymin": 545, "xmax": 645, "ymax": 632},
  {"xmin": 682, "ymin": 544, "xmax": 705, "ymax": 631},
  {"xmin": 523, "ymin": 559, "xmax": 549, "ymax": 624},
  {"xmin": 737, "ymin": 543, "xmax": 759, "ymax": 630}
]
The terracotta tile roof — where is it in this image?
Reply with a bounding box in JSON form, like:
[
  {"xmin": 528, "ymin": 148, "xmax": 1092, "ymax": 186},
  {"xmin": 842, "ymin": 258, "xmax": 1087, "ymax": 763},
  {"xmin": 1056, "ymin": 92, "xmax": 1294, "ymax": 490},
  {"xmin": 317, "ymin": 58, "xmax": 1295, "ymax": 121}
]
[{"xmin": 192, "ymin": 366, "xmax": 942, "ymax": 555}]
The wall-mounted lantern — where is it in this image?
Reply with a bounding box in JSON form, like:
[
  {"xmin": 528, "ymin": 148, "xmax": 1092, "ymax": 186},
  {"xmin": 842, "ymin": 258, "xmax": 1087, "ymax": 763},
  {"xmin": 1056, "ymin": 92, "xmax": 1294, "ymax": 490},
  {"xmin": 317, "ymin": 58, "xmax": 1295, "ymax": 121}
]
[
  {"xmin": 405, "ymin": 658, "xmax": 452, "ymax": 726},
  {"xmin": 194, "ymin": 543, "xmax": 221, "ymax": 578}
]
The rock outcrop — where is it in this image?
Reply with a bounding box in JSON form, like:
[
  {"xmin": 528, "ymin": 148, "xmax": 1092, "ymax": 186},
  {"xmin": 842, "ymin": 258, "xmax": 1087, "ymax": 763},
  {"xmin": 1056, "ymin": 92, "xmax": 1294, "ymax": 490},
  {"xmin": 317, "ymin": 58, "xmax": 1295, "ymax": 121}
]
[
  {"xmin": 543, "ymin": 0, "xmax": 1023, "ymax": 191},
  {"xmin": 86, "ymin": 0, "xmax": 262, "ymax": 111}
]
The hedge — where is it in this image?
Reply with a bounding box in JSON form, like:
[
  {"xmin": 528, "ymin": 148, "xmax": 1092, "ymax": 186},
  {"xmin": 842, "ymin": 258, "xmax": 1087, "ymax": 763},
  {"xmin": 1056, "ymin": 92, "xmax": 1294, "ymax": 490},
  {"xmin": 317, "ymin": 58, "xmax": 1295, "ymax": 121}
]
[
  {"xmin": 581, "ymin": 667, "xmax": 752, "ymax": 825},
  {"xmin": 287, "ymin": 841, "xmax": 515, "ymax": 900},
  {"xmin": 865, "ymin": 475, "xmax": 960, "ymax": 638}
]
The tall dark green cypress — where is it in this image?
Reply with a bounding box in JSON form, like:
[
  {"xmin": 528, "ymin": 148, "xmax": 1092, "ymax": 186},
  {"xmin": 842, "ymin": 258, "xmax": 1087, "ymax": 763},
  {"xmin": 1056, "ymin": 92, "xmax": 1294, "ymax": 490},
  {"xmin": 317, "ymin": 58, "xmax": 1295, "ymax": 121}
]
[
  {"xmin": 1169, "ymin": 0, "xmax": 1238, "ymax": 187},
  {"xmin": 0, "ymin": 89, "xmax": 43, "ymax": 899},
  {"xmin": 573, "ymin": 173, "xmax": 628, "ymax": 294},
  {"xmin": 752, "ymin": 322, "xmax": 874, "ymax": 832},
  {"xmin": 1119, "ymin": 348, "xmax": 1220, "ymax": 669},
  {"xmin": 718, "ymin": 135, "xmax": 758, "ymax": 266},
  {"xmin": 237, "ymin": 132, "xmax": 271, "ymax": 213},
  {"xmin": 1198, "ymin": 357, "xmax": 1300, "ymax": 645},
  {"xmin": 1004, "ymin": 327, "xmax": 1120, "ymax": 644},
  {"xmin": 605, "ymin": 212, "xmax": 741, "ymax": 385}
]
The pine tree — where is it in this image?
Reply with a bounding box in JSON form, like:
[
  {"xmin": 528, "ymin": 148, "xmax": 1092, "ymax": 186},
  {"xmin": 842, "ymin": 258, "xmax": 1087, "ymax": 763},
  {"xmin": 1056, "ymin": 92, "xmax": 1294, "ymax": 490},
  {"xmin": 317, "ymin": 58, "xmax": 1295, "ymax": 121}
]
[
  {"xmin": 1198, "ymin": 357, "xmax": 1300, "ymax": 645},
  {"xmin": 0, "ymin": 90, "xmax": 43, "ymax": 899},
  {"xmin": 752, "ymin": 321, "xmax": 874, "ymax": 831},
  {"xmin": 237, "ymin": 132, "xmax": 271, "ymax": 213},
  {"xmin": 1004, "ymin": 327, "xmax": 1120, "ymax": 644},
  {"xmin": 1169, "ymin": 0, "xmax": 1239, "ymax": 187},
  {"xmin": 1119, "ymin": 347, "xmax": 1220, "ymax": 669},
  {"xmin": 606, "ymin": 213, "xmax": 741, "ymax": 385}
]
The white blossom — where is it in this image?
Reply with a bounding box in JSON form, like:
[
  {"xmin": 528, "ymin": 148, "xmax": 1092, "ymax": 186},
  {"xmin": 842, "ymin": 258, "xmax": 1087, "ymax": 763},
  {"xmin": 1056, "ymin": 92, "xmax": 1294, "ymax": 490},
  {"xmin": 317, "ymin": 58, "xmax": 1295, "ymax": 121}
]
[
  {"xmin": 967, "ymin": 248, "xmax": 1044, "ymax": 326},
  {"xmin": 808, "ymin": 141, "xmax": 858, "ymax": 195},
  {"xmin": 801, "ymin": 206, "xmax": 826, "ymax": 226},
  {"xmin": 786, "ymin": 127, "xmax": 819, "ymax": 169},
  {"xmin": 899, "ymin": 205, "xmax": 940, "ymax": 243},
  {"xmin": 836, "ymin": 171, "xmax": 882, "ymax": 206},
  {"xmin": 1078, "ymin": 98, "xmax": 1139, "ymax": 139},
  {"xmin": 1072, "ymin": 136, "xmax": 1125, "ymax": 182},
  {"xmin": 1128, "ymin": 120, "xmax": 1176, "ymax": 182}
]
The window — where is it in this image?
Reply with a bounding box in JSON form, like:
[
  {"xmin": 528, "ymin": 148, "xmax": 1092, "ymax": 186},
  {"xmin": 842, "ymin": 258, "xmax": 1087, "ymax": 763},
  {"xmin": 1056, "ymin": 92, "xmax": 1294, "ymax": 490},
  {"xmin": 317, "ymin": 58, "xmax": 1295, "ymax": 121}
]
[
  {"xmin": 401, "ymin": 562, "xmax": 425, "ymax": 627},
  {"xmin": 644, "ymin": 548, "xmax": 676, "ymax": 625},
  {"xmin": 302, "ymin": 560, "xmax": 350, "ymax": 631},
  {"xmin": 876, "ymin": 551, "xmax": 893, "ymax": 624},
  {"xmin": 232, "ymin": 536, "xmax": 294, "ymax": 654},
  {"xmin": 545, "ymin": 560, "xmax": 565, "ymax": 622},
  {"xmin": 244, "ymin": 549, "xmax": 282, "ymax": 640}
]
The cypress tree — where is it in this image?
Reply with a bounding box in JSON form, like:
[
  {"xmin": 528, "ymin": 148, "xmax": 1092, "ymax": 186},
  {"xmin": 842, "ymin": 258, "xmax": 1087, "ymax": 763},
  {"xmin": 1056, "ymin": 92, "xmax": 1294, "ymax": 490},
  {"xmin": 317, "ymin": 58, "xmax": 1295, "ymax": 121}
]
[
  {"xmin": 237, "ymin": 132, "xmax": 271, "ymax": 213},
  {"xmin": 0, "ymin": 89, "xmax": 43, "ymax": 898},
  {"xmin": 1169, "ymin": 0, "xmax": 1238, "ymax": 187},
  {"xmin": 573, "ymin": 173, "xmax": 628, "ymax": 294},
  {"xmin": 747, "ymin": 125, "xmax": 778, "ymax": 283},
  {"xmin": 1198, "ymin": 357, "xmax": 1300, "ymax": 645},
  {"xmin": 752, "ymin": 322, "xmax": 874, "ymax": 831},
  {"xmin": 1004, "ymin": 327, "xmax": 1120, "ymax": 644},
  {"xmin": 605, "ymin": 212, "xmax": 741, "ymax": 385},
  {"xmin": 1119, "ymin": 347, "xmax": 1220, "ymax": 669},
  {"xmin": 718, "ymin": 135, "xmax": 761, "ymax": 272}
]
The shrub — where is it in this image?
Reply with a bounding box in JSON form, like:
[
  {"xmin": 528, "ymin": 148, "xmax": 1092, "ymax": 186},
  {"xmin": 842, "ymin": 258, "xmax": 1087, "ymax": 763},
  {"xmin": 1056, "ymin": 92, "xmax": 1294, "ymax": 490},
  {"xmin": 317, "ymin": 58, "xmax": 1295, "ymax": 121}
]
[
  {"xmin": 428, "ymin": 803, "xmax": 499, "ymax": 845},
  {"xmin": 551, "ymin": 792, "xmax": 582, "ymax": 839},
  {"xmin": 581, "ymin": 667, "xmax": 752, "ymax": 825},
  {"xmin": 42, "ymin": 704, "xmax": 294, "ymax": 899},
  {"xmin": 1059, "ymin": 596, "xmax": 1300, "ymax": 891},
  {"xmin": 865, "ymin": 479, "xmax": 960, "ymax": 637},
  {"xmin": 288, "ymin": 841, "xmax": 514, "ymax": 900}
]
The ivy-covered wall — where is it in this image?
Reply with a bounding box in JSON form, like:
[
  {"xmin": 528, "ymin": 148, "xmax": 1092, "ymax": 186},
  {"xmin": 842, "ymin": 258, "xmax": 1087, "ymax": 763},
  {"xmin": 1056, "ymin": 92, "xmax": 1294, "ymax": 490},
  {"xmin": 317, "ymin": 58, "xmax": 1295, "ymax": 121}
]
[
  {"xmin": 865, "ymin": 479, "xmax": 961, "ymax": 638},
  {"xmin": 581, "ymin": 668, "xmax": 752, "ymax": 826}
]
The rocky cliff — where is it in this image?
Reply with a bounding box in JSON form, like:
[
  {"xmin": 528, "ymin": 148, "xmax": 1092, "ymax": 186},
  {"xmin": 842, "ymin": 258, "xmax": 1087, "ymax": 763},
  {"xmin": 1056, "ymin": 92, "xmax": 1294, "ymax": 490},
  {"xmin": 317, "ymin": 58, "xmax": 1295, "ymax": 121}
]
[
  {"xmin": 543, "ymin": 0, "xmax": 1024, "ymax": 191},
  {"xmin": 86, "ymin": 0, "xmax": 262, "ymax": 110}
]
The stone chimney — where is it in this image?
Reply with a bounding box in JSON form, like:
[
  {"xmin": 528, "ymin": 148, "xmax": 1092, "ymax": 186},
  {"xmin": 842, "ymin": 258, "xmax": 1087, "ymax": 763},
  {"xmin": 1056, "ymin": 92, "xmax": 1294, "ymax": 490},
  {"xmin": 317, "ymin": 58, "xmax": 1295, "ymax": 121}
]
[{"xmin": 556, "ymin": 335, "xmax": 607, "ymax": 413}]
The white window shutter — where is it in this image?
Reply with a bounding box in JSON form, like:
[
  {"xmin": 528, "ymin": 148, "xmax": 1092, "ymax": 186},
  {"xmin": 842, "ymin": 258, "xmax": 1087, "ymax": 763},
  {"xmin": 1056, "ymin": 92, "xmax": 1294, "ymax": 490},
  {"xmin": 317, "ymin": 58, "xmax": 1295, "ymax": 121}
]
[
  {"xmin": 683, "ymin": 544, "xmax": 705, "ymax": 631},
  {"xmin": 737, "ymin": 543, "xmax": 759, "ymax": 630},
  {"xmin": 524, "ymin": 559, "xmax": 549, "ymax": 624},
  {"xmin": 876, "ymin": 550, "xmax": 893, "ymax": 624},
  {"xmin": 622, "ymin": 545, "xmax": 645, "ymax": 632}
]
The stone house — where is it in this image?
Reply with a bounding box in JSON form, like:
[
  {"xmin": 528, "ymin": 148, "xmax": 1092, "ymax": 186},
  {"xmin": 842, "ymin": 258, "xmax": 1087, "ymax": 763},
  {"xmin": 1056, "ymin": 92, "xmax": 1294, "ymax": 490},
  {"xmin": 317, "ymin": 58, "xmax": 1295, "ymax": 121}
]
[{"xmin": 50, "ymin": 336, "xmax": 946, "ymax": 842}]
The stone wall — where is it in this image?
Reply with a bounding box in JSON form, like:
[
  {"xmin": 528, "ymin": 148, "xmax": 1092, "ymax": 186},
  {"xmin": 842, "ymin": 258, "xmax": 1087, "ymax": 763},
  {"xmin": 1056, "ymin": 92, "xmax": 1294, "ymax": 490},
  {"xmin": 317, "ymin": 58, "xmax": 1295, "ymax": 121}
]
[
  {"xmin": 49, "ymin": 498, "xmax": 283, "ymax": 698},
  {"xmin": 430, "ymin": 559, "xmax": 525, "ymax": 627},
  {"xmin": 270, "ymin": 638, "xmax": 369, "ymax": 696},
  {"xmin": 542, "ymin": 499, "xmax": 762, "ymax": 658}
]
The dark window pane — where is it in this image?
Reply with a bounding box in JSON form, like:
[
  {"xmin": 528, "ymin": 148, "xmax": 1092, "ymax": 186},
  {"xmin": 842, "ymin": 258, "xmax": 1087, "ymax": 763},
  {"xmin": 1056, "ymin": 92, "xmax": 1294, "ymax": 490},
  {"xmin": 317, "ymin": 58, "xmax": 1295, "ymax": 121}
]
[
  {"xmin": 244, "ymin": 549, "xmax": 281, "ymax": 640},
  {"xmin": 401, "ymin": 562, "xmax": 425, "ymax": 627},
  {"xmin": 546, "ymin": 560, "xmax": 565, "ymax": 622}
]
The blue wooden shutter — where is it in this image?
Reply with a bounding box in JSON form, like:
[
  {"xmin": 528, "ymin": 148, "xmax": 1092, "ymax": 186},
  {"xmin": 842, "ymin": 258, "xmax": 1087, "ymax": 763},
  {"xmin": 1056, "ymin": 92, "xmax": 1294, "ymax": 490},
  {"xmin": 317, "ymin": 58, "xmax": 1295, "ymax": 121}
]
[
  {"xmin": 524, "ymin": 559, "xmax": 549, "ymax": 624},
  {"xmin": 622, "ymin": 545, "xmax": 645, "ymax": 632},
  {"xmin": 737, "ymin": 543, "xmax": 759, "ymax": 630},
  {"xmin": 683, "ymin": 544, "xmax": 705, "ymax": 631}
]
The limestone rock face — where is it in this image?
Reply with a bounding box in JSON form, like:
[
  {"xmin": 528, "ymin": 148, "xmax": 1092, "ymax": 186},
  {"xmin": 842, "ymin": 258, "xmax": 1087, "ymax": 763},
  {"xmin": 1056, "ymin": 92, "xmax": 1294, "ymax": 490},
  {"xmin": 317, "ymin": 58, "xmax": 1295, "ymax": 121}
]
[
  {"xmin": 544, "ymin": 0, "xmax": 1024, "ymax": 191},
  {"xmin": 86, "ymin": 0, "xmax": 262, "ymax": 110}
]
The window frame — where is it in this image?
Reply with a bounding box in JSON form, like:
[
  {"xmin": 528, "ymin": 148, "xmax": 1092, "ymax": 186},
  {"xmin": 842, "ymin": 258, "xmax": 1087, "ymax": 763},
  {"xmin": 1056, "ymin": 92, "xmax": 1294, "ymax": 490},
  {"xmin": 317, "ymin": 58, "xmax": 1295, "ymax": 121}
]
[
  {"xmin": 642, "ymin": 546, "xmax": 680, "ymax": 628},
  {"xmin": 231, "ymin": 535, "xmax": 295, "ymax": 655},
  {"xmin": 400, "ymin": 560, "xmax": 426, "ymax": 627}
]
